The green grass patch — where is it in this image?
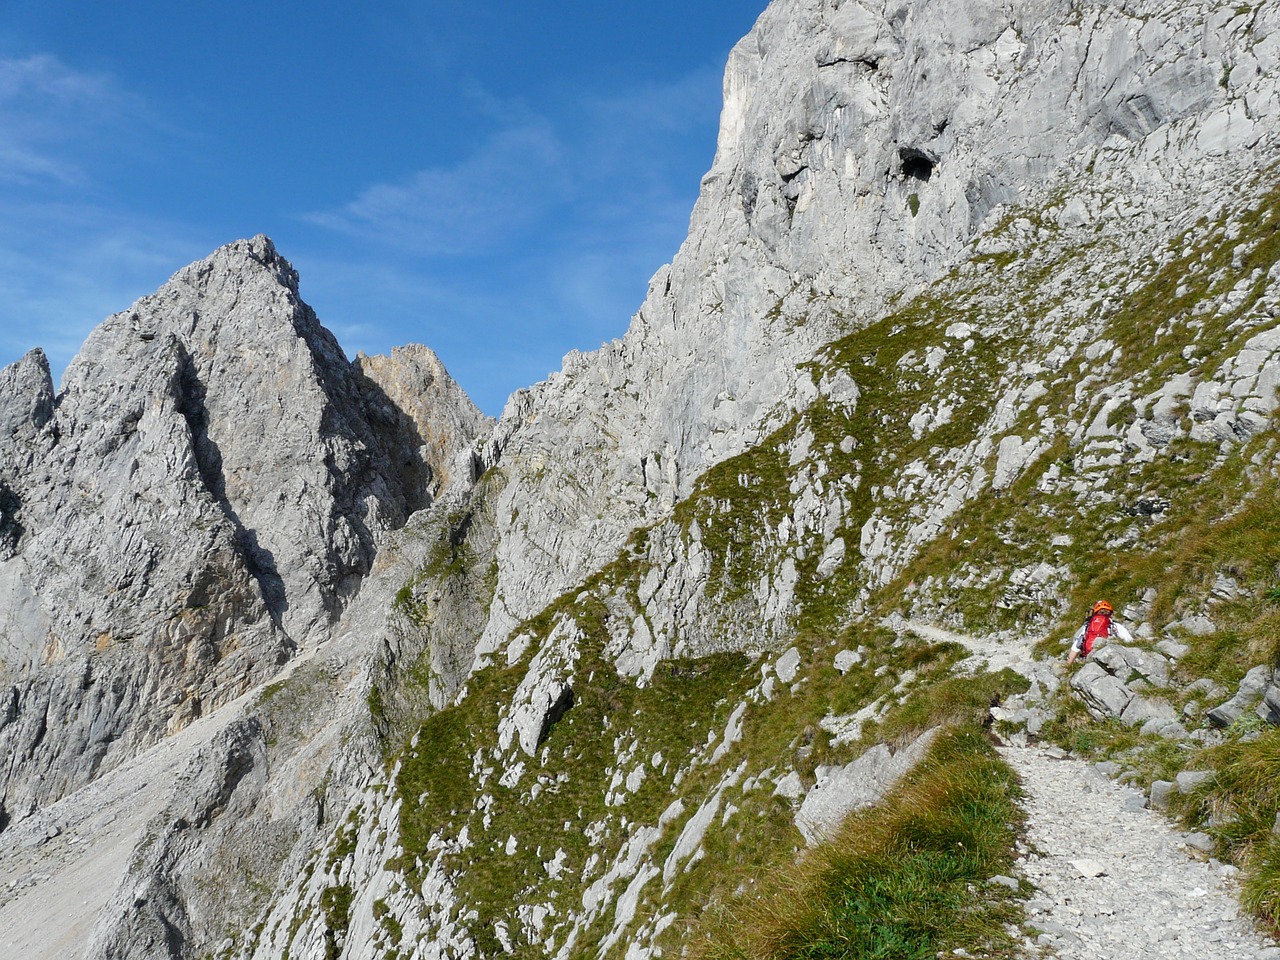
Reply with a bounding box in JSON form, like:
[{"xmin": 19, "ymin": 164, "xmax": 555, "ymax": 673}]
[
  {"xmin": 1175, "ymin": 728, "xmax": 1280, "ymax": 931},
  {"xmin": 690, "ymin": 726, "xmax": 1025, "ymax": 960}
]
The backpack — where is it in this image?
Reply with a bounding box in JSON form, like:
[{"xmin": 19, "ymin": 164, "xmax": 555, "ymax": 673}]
[{"xmin": 1081, "ymin": 612, "xmax": 1111, "ymax": 657}]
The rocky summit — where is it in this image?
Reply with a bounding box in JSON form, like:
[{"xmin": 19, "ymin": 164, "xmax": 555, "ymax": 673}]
[{"xmin": 4, "ymin": 1, "xmax": 1280, "ymax": 958}]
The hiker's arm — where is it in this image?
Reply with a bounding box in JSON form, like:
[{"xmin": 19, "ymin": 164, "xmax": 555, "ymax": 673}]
[{"xmin": 1112, "ymin": 622, "xmax": 1134, "ymax": 643}]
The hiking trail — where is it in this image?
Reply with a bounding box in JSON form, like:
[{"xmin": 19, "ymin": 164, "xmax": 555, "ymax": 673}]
[{"xmin": 900, "ymin": 620, "xmax": 1280, "ymax": 959}]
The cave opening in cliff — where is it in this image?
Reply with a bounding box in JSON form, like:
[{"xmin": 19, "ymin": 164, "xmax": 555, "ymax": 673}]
[{"xmin": 900, "ymin": 147, "xmax": 935, "ymax": 183}]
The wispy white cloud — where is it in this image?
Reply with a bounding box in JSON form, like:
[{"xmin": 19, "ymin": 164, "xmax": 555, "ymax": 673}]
[
  {"xmin": 307, "ymin": 118, "xmax": 568, "ymax": 256},
  {"xmin": 0, "ymin": 54, "xmax": 144, "ymax": 186},
  {"xmin": 0, "ymin": 197, "xmax": 206, "ymax": 382},
  {"xmin": 296, "ymin": 62, "xmax": 728, "ymax": 412},
  {"xmin": 307, "ymin": 62, "xmax": 723, "ymax": 260},
  {"xmin": 0, "ymin": 53, "xmax": 197, "ymax": 379}
]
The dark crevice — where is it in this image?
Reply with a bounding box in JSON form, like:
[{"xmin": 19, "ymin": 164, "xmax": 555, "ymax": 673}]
[
  {"xmin": 0, "ymin": 479, "xmax": 23, "ymax": 561},
  {"xmin": 537, "ymin": 685, "xmax": 576, "ymax": 749},
  {"xmin": 740, "ymin": 171, "xmax": 761, "ymax": 221},
  {"xmin": 817, "ymin": 55, "xmax": 879, "ymax": 71},
  {"xmin": 780, "ymin": 164, "xmax": 808, "ymax": 185},
  {"xmin": 175, "ymin": 348, "xmax": 288, "ymax": 629}
]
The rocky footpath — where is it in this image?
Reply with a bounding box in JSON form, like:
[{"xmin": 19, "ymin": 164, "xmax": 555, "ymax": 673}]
[{"xmin": 1007, "ymin": 744, "xmax": 1278, "ymax": 960}]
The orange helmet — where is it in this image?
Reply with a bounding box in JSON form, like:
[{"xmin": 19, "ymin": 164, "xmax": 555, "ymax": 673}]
[{"xmin": 1091, "ymin": 600, "xmax": 1114, "ymax": 615}]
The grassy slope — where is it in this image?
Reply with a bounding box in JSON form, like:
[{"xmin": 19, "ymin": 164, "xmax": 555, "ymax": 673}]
[{"xmin": 250, "ymin": 160, "xmax": 1280, "ymax": 959}]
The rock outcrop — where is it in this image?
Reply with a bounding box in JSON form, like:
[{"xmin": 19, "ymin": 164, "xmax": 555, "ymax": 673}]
[{"xmin": 0, "ymin": 236, "xmax": 487, "ymax": 821}]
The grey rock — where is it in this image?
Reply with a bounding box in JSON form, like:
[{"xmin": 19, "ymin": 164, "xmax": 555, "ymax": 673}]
[
  {"xmin": 1071, "ymin": 662, "xmax": 1135, "ymax": 719},
  {"xmin": 1176, "ymin": 614, "xmax": 1218, "ymax": 636},
  {"xmin": 1210, "ymin": 573, "xmax": 1241, "ymax": 601},
  {"xmin": 1121, "ymin": 696, "xmax": 1178, "ymax": 728},
  {"xmin": 1150, "ymin": 780, "xmax": 1177, "ymax": 812},
  {"xmin": 773, "ymin": 771, "xmax": 805, "ymax": 800},
  {"xmin": 1177, "ymin": 770, "xmax": 1215, "ymax": 794},
  {"xmin": 1207, "ymin": 665, "xmax": 1274, "ymax": 727},
  {"xmin": 1024, "ymin": 709, "xmax": 1047, "ymax": 736},
  {"xmin": 1123, "ymin": 793, "xmax": 1149, "ymax": 813},
  {"xmin": 796, "ymin": 728, "xmax": 938, "ymax": 846},
  {"xmin": 988, "ymin": 874, "xmax": 1019, "ymax": 890},
  {"xmin": 1156, "ymin": 639, "xmax": 1190, "ymax": 660},
  {"xmin": 833, "ymin": 649, "xmax": 863, "ymax": 673},
  {"xmin": 1187, "ymin": 677, "xmax": 1227, "ymax": 699},
  {"xmin": 1151, "ymin": 721, "xmax": 1189, "ymax": 740},
  {"xmin": 1256, "ymin": 678, "xmax": 1280, "ymax": 725},
  {"xmin": 775, "ymin": 647, "xmax": 802, "ymax": 684},
  {"xmin": 1184, "ymin": 831, "xmax": 1216, "ymax": 854},
  {"xmin": 1093, "ymin": 644, "xmax": 1170, "ymax": 687}
]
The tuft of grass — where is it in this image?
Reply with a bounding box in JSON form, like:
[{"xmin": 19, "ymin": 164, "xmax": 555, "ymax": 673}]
[
  {"xmin": 865, "ymin": 667, "xmax": 1030, "ymax": 747},
  {"xmin": 690, "ymin": 726, "xmax": 1025, "ymax": 960},
  {"xmin": 319, "ymin": 884, "xmax": 353, "ymax": 960},
  {"xmin": 1177, "ymin": 729, "xmax": 1280, "ymax": 931}
]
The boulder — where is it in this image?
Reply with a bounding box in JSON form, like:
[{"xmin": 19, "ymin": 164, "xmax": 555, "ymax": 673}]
[
  {"xmin": 1186, "ymin": 677, "xmax": 1227, "ymax": 700},
  {"xmin": 1120, "ymin": 696, "xmax": 1178, "ymax": 728},
  {"xmin": 1150, "ymin": 780, "xmax": 1177, "ymax": 812},
  {"xmin": 1071, "ymin": 662, "xmax": 1134, "ymax": 719},
  {"xmin": 1256, "ymin": 677, "xmax": 1280, "ymax": 725},
  {"xmin": 1184, "ymin": 832, "xmax": 1216, "ymax": 854},
  {"xmin": 795, "ymin": 729, "xmax": 938, "ymax": 846},
  {"xmin": 1155, "ymin": 639, "xmax": 1190, "ymax": 660},
  {"xmin": 1092, "ymin": 645, "xmax": 1170, "ymax": 687},
  {"xmin": 1175, "ymin": 615, "xmax": 1218, "ymax": 636},
  {"xmin": 833, "ymin": 649, "xmax": 863, "ymax": 674},
  {"xmin": 1176, "ymin": 770, "xmax": 1215, "ymax": 794},
  {"xmin": 775, "ymin": 647, "xmax": 802, "ymax": 684},
  {"xmin": 1206, "ymin": 665, "xmax": 1273, "ymax": 728}
]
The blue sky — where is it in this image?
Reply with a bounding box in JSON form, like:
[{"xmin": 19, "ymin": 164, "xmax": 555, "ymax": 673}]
[{"xmin": 0, "ymin": 2, "xmax": 766, "ymax": 415}]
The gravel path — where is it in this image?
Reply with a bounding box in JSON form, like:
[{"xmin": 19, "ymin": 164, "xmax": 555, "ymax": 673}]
[{"xmin": 1003, "ymin": 744, "xmax": 1280, "ymax": 959}]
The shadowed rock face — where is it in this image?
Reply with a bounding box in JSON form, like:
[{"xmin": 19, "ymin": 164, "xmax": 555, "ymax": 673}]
[{"xmin": 0, "ymin": 236, "xmax": 488, "ymax": 822}]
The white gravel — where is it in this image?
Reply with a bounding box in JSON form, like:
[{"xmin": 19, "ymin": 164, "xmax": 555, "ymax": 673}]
[{"xmin": 1003, "ymin": 745, "xmax": 1280, "ymax": 959}]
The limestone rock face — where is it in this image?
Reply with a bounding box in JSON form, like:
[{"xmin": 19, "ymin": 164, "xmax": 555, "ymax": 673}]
[
  {"xmin": 467, "ymin": 0, "xmax": 1277, "ymax": 677},
  {"xmin": 795, "ymin": 728, "xmax": 938, "ymax": 846},
  {"xmin": 0, "ymin": 237, "xmax": 486, "ymax": 821}
]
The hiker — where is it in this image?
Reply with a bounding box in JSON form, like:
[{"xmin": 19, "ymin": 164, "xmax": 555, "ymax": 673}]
[{"xmin": 1066, "ymin": 600, "xmax": 1133, "ymax": 666}]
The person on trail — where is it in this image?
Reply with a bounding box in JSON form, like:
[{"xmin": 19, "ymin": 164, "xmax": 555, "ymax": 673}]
[{"xmin": 1066, "ymin": 600, "xmax": 1133, "ymax": 666}]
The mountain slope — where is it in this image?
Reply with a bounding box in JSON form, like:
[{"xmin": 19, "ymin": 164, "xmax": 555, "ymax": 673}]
[
  {"xmin": 4, "ymin": 1, "xmax": 1280, "ymax": 958},
  {"xmin": 0, "ymin": 236, "xmax": 488, "ymax": 825}
]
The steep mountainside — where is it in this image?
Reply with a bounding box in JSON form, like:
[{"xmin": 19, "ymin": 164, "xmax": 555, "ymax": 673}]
[
  {"xmin": 3, "ymin": 1, "xmax": 1280, "ymax": 959},
  {"xmin": 0, "ymin": 236, "xmax": 488, "ymax": 824}
]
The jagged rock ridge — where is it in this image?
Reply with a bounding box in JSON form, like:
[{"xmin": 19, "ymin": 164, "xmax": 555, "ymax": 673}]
[{"xmin": 0, "ymin": 236, "xmax": 488, "ymax": 823}]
